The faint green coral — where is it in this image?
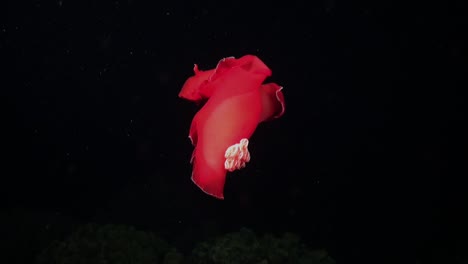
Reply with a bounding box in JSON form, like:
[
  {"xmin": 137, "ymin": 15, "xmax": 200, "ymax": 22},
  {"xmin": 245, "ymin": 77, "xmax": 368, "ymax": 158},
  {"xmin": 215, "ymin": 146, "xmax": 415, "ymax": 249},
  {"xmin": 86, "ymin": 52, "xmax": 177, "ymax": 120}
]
[
  {"xmin": 191, "ymin": 228, "xmax": 261, "ymax": 264},
  {"xmin": 36, "ymin": 223, "xmax": 183, "ymax": 264},
  {"xmin": 162, "ymin": 248, "xmax": 184, "ymax": 264},
  {"xmin": 191, "ymin": 228, "xmax": 335, "ymax": 264}
]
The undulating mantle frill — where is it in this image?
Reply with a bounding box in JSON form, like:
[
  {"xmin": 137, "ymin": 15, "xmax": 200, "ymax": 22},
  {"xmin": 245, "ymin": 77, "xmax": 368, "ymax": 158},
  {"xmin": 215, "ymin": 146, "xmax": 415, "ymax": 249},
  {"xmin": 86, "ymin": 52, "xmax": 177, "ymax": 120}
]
[{"xmin": 178, "ymin": 55, "xmax": 286, "ymax": 199}]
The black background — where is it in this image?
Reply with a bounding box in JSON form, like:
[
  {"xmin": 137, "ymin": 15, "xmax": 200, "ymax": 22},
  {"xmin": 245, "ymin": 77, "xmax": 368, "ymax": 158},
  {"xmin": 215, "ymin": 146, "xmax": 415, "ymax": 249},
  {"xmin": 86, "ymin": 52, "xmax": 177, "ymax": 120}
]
[{"xmin": 2, "ymin": 0, "xmax": 466, "ymax": 263}]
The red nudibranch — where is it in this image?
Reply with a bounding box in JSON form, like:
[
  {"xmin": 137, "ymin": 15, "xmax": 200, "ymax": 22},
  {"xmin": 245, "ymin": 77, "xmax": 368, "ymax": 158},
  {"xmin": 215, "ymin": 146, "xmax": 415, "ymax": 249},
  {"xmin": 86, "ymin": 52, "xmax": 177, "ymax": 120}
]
[{"xmin": 179, "ymin": 55, "xmax": 285, "ymax": 199}]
